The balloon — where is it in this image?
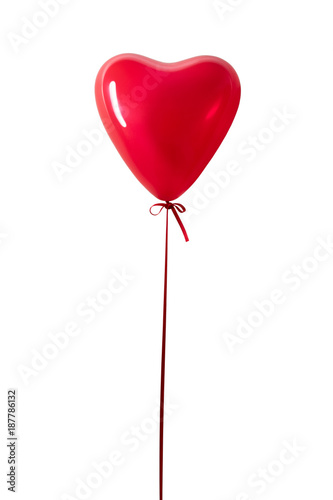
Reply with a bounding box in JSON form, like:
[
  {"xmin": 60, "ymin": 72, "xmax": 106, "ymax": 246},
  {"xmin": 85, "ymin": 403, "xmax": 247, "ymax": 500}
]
[{"xmin": 95, "ymin": 53, "xmax": 241, "ymax": 201}]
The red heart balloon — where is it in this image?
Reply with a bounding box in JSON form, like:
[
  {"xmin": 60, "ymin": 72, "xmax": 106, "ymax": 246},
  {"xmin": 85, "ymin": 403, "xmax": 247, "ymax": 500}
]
[{"xmin": 95, "ymin": 53, "xmax": 241, "ymax": 201}]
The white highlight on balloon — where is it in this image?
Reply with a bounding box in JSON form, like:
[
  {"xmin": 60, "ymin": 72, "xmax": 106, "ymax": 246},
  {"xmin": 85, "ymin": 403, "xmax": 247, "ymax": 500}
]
[{"xmin": 109, "ymin": 81, "xmax": 127, "ymax": 128}]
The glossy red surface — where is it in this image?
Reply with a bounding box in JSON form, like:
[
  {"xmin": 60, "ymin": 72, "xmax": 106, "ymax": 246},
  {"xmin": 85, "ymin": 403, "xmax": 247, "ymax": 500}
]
[{"xmin": 95, "ymin": 53, "xmax": 241, "ymax": 201}]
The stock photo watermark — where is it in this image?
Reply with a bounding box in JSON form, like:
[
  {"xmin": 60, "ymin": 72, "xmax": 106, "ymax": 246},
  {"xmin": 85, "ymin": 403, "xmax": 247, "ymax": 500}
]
[
  {"xmin": 17, "ymin": 268, "xmax": 134, "ymax": 385},
  {"xmin": 60, "ymin": 397, "xmax": 179, "ymax": 500},
  {"xmin": 52, "ymin": 126, "xmax": 106, "ymax": 182},
  {"xmin": 183, "ymin": 106, "xmax": 296, "ymax": 222},
  {"xmin": 7, "ymin": 0, "xmax": 72, "ymax": 53},
  {"xmin": 225, "ymin": 438, "xmax": 306, "ymax": 500},
  {"xmin": 52, "ymin": 67, "xmax": 169, "ymax": 182},
  {"xmin": 222, "ymin": 235, "xmax": 333, "ymax": 353},
  {"xmin": 213, "ymin": 0, "xmax": 247, "ymax": 21}
]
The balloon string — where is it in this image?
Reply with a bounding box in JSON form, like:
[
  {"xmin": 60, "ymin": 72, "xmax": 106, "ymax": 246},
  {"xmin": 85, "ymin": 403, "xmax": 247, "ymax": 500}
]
[
  {"xmin": 150, "ymin": 202, "xmax": 189, "ymax": 242},
  {"xmin": 150, "ymin": 201, "xmax": 189, "ymax": 500},
  {"xmin": 159, "ymin": 207, "xmax": 168, "ymax": 500}
]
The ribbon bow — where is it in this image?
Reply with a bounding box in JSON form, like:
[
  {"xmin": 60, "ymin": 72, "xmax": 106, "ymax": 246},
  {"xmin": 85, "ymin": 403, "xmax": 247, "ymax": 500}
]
[{"xmin": 150, "ymin": 202, "xmax": 189, "ymax": 242}]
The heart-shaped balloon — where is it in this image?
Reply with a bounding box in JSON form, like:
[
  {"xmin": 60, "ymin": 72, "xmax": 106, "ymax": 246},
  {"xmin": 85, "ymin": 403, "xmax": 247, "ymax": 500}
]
[{"xmin": 95, "ymin": 53, "xmax": 241, "ymax": 201}]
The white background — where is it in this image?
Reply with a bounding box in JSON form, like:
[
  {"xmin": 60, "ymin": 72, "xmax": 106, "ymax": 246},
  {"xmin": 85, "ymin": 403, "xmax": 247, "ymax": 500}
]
[{"xmin": 1, "ymin": 0, "xmax": 333, "ymax": 499}]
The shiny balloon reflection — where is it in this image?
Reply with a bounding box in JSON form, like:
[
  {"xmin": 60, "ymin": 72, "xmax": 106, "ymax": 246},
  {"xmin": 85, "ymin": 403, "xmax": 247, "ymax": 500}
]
[{"xmin": 109, "ymin": 81, "xmax": 127, "ymax": 128}]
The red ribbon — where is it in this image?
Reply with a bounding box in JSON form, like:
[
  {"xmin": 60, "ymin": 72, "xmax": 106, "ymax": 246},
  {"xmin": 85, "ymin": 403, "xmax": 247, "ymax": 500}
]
[
  {"xmin": 149, "ymin": 201, "xmax": 188, "ymax": 500},
  {"xmin": 150, "ymin": 202, "xmax": 189, "ymax": 242}
]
